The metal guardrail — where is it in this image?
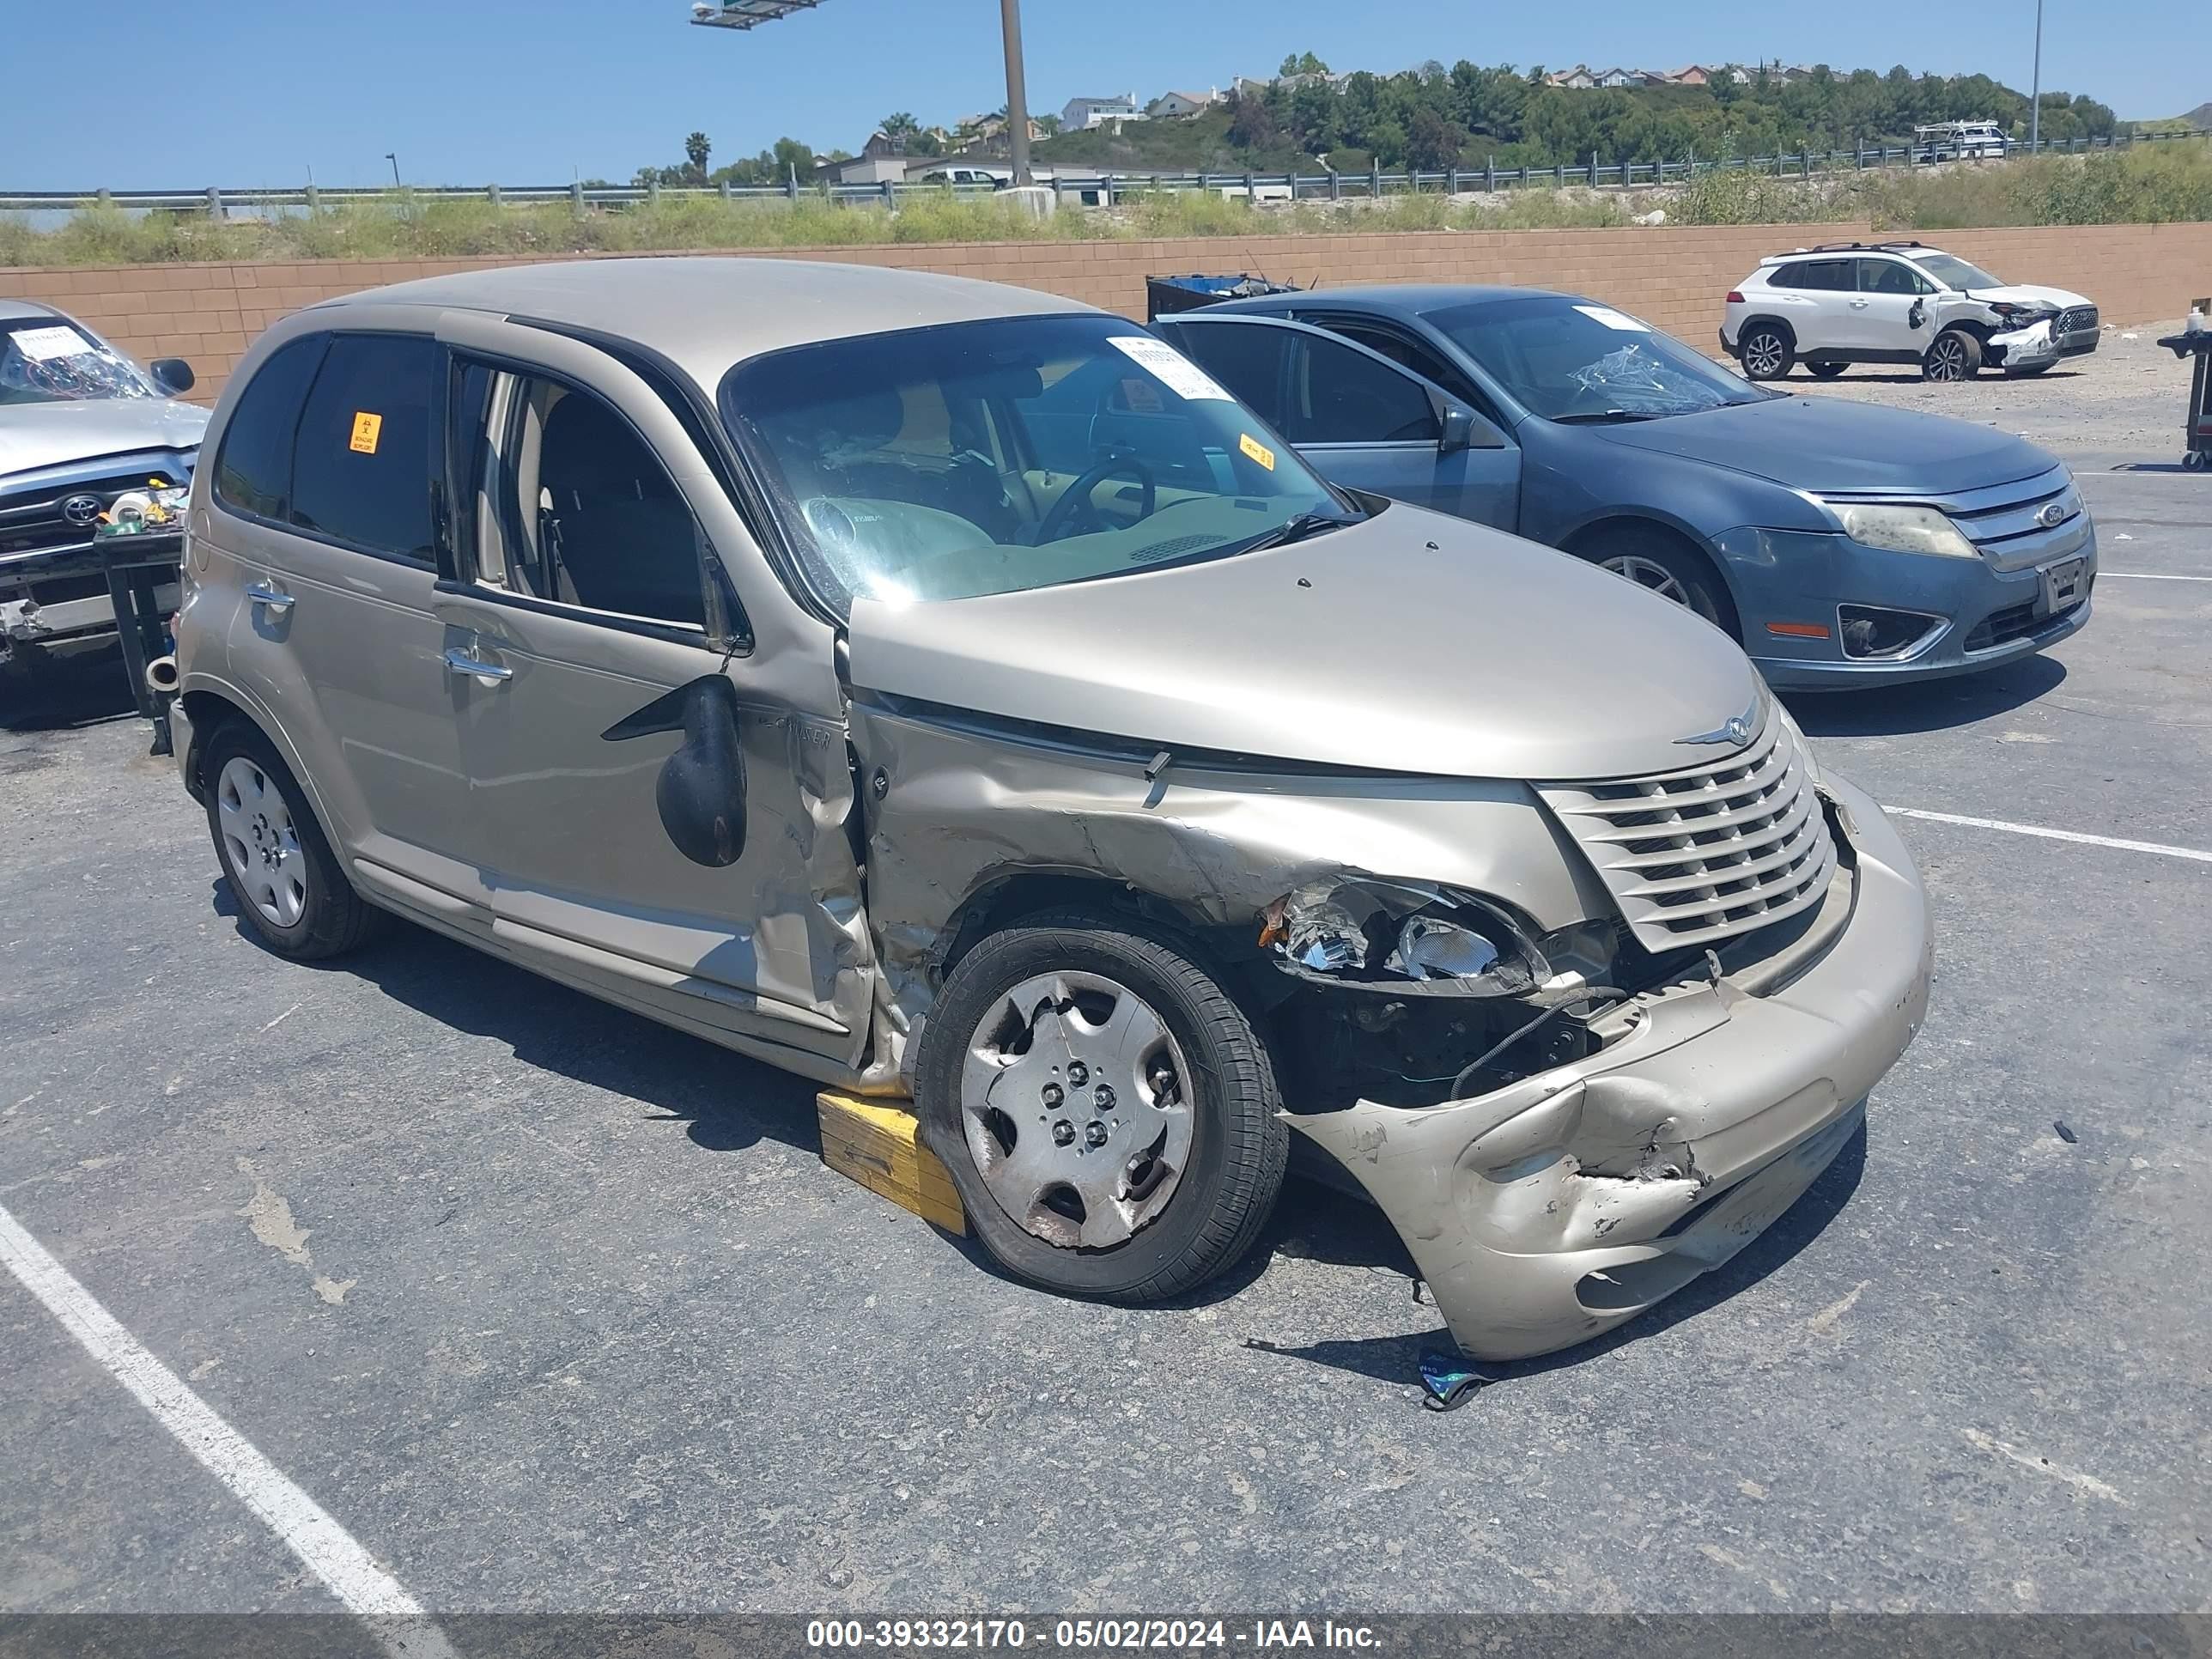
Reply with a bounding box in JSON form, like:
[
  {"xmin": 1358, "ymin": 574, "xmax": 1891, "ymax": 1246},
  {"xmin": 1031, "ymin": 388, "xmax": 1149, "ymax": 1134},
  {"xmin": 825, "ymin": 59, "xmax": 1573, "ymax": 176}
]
[{"xmin": 3, "ymin": 128, "xmax": 2203, "ymax": 216}]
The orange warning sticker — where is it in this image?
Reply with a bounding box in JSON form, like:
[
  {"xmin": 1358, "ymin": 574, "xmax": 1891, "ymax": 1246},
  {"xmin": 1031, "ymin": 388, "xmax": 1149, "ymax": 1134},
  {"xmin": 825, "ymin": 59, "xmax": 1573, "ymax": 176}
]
[
  {"xmin": 1239, "ymin": 432, "xmax": 1275, "ymax": 471},
  {"xmin": 349, "ymin": 411, "xmax": 383, "ymax": 454}
]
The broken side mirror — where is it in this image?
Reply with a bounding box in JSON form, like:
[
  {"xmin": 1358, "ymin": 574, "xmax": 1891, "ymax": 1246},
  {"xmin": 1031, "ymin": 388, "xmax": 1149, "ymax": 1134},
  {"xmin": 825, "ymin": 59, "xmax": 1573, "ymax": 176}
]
[
  {"xmin": 601, "ymin": 673, "xmax": 748, "ymax": 867},
  {"xmin": 1908, "ymin": 300, "xmax": 1927, "ymax": 331}
]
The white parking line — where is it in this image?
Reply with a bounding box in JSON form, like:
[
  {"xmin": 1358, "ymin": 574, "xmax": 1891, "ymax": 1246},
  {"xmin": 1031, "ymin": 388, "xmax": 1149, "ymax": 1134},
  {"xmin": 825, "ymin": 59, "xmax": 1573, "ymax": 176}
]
[
  {"xmin": 0, "ymin": 1200, "xmax": 457, "ymax": 1659},
  {"xmin": 2100, "ymin": 572, "xmax": 2212, "ymax": 581},
  {"xmin": 1884, "ymin": 806, "xmax": 2212, "ymax": 865}
]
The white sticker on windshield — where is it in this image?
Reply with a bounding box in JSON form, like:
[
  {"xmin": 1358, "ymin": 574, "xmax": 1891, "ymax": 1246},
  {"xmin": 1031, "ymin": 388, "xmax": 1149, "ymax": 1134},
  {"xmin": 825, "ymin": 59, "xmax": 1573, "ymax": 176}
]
[
  {"xmin": 1573, "ymin": 305, "xmax": 1650, "ymax": 333},
  {"xmin": 1109, "ymin": 335, "xmax": 1233, "ymax": 400},
  {"xmin": 9, "ymin": 325, "xmax": 94, "ymax": 362}
]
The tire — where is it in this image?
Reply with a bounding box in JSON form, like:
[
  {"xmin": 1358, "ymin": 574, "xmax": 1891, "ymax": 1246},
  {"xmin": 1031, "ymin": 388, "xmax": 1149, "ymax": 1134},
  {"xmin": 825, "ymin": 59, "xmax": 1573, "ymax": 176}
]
[
  {"xmin": 1738, "ymin": 323, "xmax": 1795, "ymax": 381},
  {"xmin": 203, "ymin": 720, "xmax": 378, "ymax": 960},
  {"xmin": 1923, "ymin": 328, "xmax": 1983, "ymax": 382},
  {"xmin": 915, "ymin": 908, "xmax": 1288, "ymax": 1303},
  {"xmin": 1808, "ymin": 361, "xmax": 1848, "ymax": 380},
  {"xmin": 1585, "ymin": 526, "xmax": 1740, "ymax": 638}
]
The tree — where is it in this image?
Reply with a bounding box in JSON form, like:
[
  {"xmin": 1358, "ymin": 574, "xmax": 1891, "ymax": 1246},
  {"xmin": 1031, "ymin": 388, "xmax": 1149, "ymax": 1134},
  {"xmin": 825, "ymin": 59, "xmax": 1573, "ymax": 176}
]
[
  {"xmin": 1279, "ymin": 51, "xmax": 1329, "ymax": 79},
  {"xmin": 1226, "ymin": 88, "xmax": 1281, "ymax": 151},
  {"xmin": 1035, "ymin": 113, "xmax": 1062, "ymax": 137},
  {"xmin": 880, "ymin": 112, "xmax": 921, "ymax": 137},
  {"xmin": 684, "ymin": 131, "xmax": 711, "ymax": 175},
  {"xmin": 1407, "ymin": 106, "xmax": 1470, "ymax": 171}
]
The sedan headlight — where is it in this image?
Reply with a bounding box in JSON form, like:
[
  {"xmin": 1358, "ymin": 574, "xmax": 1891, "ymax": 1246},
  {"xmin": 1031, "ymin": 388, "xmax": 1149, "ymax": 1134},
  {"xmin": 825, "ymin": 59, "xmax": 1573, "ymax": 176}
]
[{"xmin": 1831, "ymin": 501, "xmax": 1980, "ymax": 561}]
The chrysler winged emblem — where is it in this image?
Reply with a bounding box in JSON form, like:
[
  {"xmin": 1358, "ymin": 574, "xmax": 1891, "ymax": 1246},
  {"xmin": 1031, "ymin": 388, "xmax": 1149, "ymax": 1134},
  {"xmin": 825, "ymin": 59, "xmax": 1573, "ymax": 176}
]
[{"xmin": 1676, "ymin": 702, "xmax": 1758, "ymax": 747}]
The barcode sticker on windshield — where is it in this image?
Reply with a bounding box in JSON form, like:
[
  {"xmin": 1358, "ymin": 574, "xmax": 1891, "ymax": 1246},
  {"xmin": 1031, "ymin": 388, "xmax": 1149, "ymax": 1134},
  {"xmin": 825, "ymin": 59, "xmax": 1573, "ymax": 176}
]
[
  {"xmin": 9, "ymin": 325, "xmax": 93, "ymax": 362},
  {"xmin": 1573, "ymin": 305, "xmax": 1650, "ymax": 332},
  {"xmin": 1109, "ymin": 335, "xmax": 1232, "ymax": 401},
  {"xmin": 1239, "ymin": 433, "xmax": 1276, "ymax": 471}
]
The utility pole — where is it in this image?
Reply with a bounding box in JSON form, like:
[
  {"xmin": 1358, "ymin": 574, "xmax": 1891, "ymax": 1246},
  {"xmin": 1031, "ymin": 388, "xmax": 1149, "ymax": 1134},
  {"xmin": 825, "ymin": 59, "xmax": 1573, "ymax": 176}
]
[
  {"xmin": 1000, "ymin": 0, "xmax": 1032, "ymax": 186},
  {"xmin": 2029, "ymin": 0, "xmax": 2044, "ymax": 151}
]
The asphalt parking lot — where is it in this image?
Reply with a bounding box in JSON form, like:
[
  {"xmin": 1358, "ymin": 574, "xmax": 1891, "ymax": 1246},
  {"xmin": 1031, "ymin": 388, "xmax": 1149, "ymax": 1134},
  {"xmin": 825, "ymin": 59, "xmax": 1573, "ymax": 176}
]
[{"xmin": 3, "ymin": 334, "xmax": 2209, "ymax": 1631}]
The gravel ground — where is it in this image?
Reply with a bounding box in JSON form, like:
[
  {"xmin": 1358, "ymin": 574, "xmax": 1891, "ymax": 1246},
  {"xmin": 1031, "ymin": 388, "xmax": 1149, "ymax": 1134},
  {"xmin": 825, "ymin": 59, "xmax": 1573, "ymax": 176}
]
[
  {"xmin": 1771, "ymin": 320, "xmax": 2197, "ymax": 468},
  {"xmin": 3, "ymin": 367, "xmax": 2209, "ymax": 1644}
]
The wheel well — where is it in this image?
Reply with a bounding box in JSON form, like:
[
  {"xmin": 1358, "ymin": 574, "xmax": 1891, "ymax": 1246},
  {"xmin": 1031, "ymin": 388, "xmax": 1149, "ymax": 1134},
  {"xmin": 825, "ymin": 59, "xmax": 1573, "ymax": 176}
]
[
  {"xmin": 179, "ymin": 689, "xmax": 252, "ymax": 794},
  {"xmin": 1564, "ymin": 518, "xmax": 1743, "ymax": 639},
  {"xmin": 1738, "ymin": 314, "xmax": 1796, "ymax": 349},
  {"xmin": 937, "ymin": 872, "xmax": 1225, "ymax": 982}
]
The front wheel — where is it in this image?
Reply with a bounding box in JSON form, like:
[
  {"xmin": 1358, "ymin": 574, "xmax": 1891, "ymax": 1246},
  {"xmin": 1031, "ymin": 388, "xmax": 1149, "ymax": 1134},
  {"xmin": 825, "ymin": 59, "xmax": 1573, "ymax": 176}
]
[
  {"xmin": 1738, "ymin": 325, "xmax": 1795, "ymax": 381},
  {"xmin": 1589, "ymin": 527, "xmax": 1739, "ymax": 637},
  {"xmin": 916, "ymin": 910, "xmax": 1288, "ymax": 1303},
  {"xmin": 1923, "ymin": 328, "xmax": 1983, "ymax": 382}
]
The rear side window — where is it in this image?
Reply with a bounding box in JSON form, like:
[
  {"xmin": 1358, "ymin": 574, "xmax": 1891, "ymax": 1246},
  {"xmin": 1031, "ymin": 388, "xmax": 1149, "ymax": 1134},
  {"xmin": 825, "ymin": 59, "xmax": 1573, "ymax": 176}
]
[
  {"xmin": 289, "ymin": 333, "xmax": 437, "ymax": 562},
  {"xmin": 1157, "ymin": 320, "xmax": 1292, "ymax": 428},
  {"xmin": 1771, "ymin": 259, "xmax": 1852, "ymax": 291},
  {"xmin": 211, "ymin": 336, "xmax": 327, "ymax": 521}
]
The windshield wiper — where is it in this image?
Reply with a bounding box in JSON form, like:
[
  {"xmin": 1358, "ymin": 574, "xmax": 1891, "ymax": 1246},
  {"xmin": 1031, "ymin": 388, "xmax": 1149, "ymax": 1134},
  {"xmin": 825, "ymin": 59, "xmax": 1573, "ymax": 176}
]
[
  {"xmin": 1553, "ymin": 410, "xmax": 1664, "ymax": 424},
  {"xmin": 1232, "ymin": 509, "xmax": 1362, "ymax": 555}
]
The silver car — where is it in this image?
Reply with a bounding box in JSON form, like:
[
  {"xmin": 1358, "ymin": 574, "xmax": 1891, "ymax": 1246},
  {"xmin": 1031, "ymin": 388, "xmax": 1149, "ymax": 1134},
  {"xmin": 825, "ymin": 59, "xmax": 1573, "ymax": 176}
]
[
  {"xmin": 1, "ymin": 300, "xmax": 204, "ymax": 692},
  {"xmin": 170, "ymin": 258, "xmax": 1933, "ymax": 1361}
]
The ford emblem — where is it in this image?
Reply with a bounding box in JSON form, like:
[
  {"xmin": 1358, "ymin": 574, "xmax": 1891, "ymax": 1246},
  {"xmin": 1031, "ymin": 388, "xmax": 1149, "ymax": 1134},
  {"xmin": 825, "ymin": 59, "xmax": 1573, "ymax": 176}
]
[{"xmin": 2037, "ymin": 500, "xmax": 2069, "ymax": 529}]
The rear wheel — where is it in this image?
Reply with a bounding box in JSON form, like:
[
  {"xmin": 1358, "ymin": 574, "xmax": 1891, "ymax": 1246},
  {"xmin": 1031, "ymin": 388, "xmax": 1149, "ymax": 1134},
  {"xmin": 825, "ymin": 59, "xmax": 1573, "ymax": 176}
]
[
  {"xmin": 1738, "ymin": 324, "xmax": 1795, "ymax": 381},
  {"xmin": 1808, "ymin": 361, "xmax": 1848, "ymax": 380},
  {"xmin": 204, "ymin": 721, "xmax": 377, "ymax": 960},
  {"xmin": 916, "ymin": 909, "xmax": 1287, "ymax": 1303},
  {"xmin": 1923, "ymin": 328, "xmax": 1983, "ymax": 382}
]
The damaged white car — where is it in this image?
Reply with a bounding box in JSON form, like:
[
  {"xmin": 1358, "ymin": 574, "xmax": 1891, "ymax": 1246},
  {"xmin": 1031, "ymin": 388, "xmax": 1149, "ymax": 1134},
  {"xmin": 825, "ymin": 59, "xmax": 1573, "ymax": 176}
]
[{"xmin": 168, "ymin": 259, "xmax": 1933, "ymax": 1361}]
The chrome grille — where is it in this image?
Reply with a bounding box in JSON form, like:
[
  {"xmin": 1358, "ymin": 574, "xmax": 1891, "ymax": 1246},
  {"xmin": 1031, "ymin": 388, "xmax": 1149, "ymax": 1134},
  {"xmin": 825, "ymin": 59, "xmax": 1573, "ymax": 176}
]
[{"xmin": 1539, "ymin": 714, "xmax": 1838, "ymax": 951}]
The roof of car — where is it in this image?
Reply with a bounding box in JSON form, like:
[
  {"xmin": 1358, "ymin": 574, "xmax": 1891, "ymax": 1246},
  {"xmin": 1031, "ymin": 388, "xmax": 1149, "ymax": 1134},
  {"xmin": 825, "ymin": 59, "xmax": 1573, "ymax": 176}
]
[
  {"xmin": 0, "ymin": 298, "xmax": 65, "ymax": 325},
  {"xmin": 305, "ymin": 257, "xmax": 1096, "ymax": 386},
  {"xmin": 1215, "ymin": 283, "xmax": 1573, "ymax": 315}
]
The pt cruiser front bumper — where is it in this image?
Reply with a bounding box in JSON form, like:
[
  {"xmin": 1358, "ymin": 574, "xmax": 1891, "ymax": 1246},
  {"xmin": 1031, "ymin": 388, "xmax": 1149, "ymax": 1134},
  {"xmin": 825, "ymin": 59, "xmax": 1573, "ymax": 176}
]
[{"xmin": 1288, "ymin": 773, "xmax": 1932, "ymax": 1361}]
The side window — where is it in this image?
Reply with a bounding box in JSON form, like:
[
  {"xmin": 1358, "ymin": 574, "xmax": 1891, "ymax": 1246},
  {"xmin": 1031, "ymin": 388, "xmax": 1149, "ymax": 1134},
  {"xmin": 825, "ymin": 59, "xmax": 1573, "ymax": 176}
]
[
  {"xmin": 289, "ymin": 333, "xmax": 436, "ymax": 561},
  {"xmin": 1287, "ymin": 333, "xmax": 1438, "ymax": 446},
  {"xmin": 1310, "ymin": 317, "xmax": 1498, "ymax": 419},
  {"xmin": 1771, "ymin": 259, "xmax": 1850, "ymax": 291},
  {"xmin": 211, "ymin": 335, "xmax": 327, "ymax": 522},
  {"xmin": 1156, "ymin": 321, "xmax": 1291, "ymax": 428},
  {"xmin": 1860, "ymin": 260, "xmax": 1927, "ymax": 296},
  {"xmin": 471, "ymin": 369, "xmax": 708, "ymax": 629}
]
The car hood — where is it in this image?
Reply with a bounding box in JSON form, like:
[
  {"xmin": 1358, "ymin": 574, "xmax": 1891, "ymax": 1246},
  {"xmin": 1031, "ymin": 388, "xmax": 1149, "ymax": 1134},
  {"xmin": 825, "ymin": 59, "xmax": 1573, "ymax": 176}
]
[
  {"xmin": 1966, "ymin": 283, "xmax": 2094, "ymax": 312},
  {"xmin": 848, "ymin": 507, "xmax": 1762, "ymax": 782},
  {"xmin": 1589, "ymin": 396, "xmax": 2054, "ymax": 494},
  {"xmin": 0, "ymin": 398, "xmax": 208, "ymax": 481}
]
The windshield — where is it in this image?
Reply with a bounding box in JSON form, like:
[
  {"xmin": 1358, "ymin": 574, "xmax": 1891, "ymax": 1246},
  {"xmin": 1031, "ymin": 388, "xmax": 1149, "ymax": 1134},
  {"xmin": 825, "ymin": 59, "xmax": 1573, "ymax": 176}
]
[
  {"xmin": 1912, "ymin": 253, "xmax": 2003, "ymax": 292},
  {"xmin": 720, "ymin": 313, "xmax": 1349, "ymax": 613},
  {"xmin": 0, "ymin": 319, "xmax": 158, "ymax": 406},
  {"xmin": 1425, "ymin": 296, "xmax": 1773, "ymax": 422}
]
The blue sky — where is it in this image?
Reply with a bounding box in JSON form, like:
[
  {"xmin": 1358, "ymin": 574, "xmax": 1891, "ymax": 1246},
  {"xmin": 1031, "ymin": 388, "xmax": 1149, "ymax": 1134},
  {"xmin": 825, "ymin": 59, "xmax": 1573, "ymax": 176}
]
[{"xmin": 2, "ymin": 0, "xmax": 2186, "ymax": 189}]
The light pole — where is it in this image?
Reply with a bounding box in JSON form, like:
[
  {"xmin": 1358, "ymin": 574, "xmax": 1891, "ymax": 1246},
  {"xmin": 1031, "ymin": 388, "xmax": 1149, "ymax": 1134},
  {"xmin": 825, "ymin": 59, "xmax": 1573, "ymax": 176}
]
[
  {"xmin": 1000, "ymin": 0, "xmax": 1032, "ymax": 187},
  {"xmin": 386, "ymin": 152, "xmax": 402, "ymax": 188},
  {"xmin": 2029, "ymin": 0, "xmax": 2044, "ymax": 151}
]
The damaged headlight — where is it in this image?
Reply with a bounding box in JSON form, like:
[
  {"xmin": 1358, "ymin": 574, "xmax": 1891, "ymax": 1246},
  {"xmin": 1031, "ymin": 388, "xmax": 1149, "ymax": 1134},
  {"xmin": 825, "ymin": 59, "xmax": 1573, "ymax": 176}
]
[
  {"xmin": 1828, "ymin": 501, "xmax": 1979, "ymax": 561},
  {"xmin": 1261, "ymin": 878, "xmax": 1545, "ymax": 997}
]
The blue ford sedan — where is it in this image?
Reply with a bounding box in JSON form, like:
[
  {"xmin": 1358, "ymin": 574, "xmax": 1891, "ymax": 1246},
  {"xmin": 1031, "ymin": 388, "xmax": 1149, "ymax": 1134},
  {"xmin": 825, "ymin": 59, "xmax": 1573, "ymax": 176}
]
[{"xmin": 1148, "ymin": 286, "xmax": 2094, "ymax": 689}]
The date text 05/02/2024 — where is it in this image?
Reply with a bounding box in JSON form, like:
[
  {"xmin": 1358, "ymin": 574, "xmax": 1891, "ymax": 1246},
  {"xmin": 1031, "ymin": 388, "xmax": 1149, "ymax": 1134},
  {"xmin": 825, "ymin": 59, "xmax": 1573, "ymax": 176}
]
[{"xmin": 804, "ymin": 1619, "xmax": 1382, "ymax": 1650}]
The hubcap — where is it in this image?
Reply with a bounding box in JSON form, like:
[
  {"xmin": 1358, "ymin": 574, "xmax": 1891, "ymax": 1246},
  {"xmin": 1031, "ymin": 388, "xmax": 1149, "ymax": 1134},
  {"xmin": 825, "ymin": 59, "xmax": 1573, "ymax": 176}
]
[
  {"xmin": 1744, "ymin": 333, "xmax": 1784, "ymax": 376},
  {"xmin": 1930, "ymin": 337, "xmax": 1967, "ymax": 380},
  {"xmin": 959, "ymin": 970, "xmax": 1194, "ymax": 1249},
  {"xmin": 1602, "ymin": 553, "xmax": 1692, "ymax": 608},
  {"xmin": 216, "ymin": 757, "xmax": 307, "ymax": 928}
]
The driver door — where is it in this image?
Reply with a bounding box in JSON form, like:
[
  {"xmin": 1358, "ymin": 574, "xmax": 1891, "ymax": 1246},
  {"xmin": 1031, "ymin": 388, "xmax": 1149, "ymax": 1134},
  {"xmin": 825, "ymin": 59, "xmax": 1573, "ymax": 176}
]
[
  {"xmin": 428, "ymin": 312, "xmax": 872, "ymax": 1071},
  {"xmin": 1153, "ymin": 313, "xmax": 1519, "ymax": 527},
  {"xmin": 1846, "ymin": 258, "xmax": 1931, "ymax": 356}
]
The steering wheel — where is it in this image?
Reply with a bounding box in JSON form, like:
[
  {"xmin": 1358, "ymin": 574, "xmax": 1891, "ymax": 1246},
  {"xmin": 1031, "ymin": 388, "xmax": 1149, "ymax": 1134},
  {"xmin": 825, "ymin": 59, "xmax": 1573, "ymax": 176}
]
[{"xmin": 1035, "ymin": 456, "xmax": 1156, "ymax": 544}]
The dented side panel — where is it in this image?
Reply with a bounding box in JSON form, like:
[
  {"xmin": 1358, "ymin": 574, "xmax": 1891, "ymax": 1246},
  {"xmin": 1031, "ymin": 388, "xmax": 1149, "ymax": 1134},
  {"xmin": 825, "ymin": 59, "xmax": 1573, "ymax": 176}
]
[{"xmin": 847, "ymin": 701, "xmax": 1616, "ymax": 1088}]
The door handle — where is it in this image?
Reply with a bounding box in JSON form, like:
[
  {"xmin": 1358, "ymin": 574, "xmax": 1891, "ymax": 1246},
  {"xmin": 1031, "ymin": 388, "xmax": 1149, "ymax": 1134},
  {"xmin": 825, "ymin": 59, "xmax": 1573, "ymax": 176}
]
[
  {"xmin": 443, "ymin": 646, "xmax": 513, "ymax": 684},
  {"xmin": 1849, "ymin": 300, "xmax": 1869, "ymax": 309},
  {"xmin": 245, "ymin": 581, "xmax": 294, "ymax": 614}
]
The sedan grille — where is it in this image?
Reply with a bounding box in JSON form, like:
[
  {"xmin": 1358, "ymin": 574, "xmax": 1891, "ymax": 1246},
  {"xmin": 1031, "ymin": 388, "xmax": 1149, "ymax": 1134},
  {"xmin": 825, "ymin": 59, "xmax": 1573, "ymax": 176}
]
[{"xmin": 1538, "ymin": 714, "xmax": 1838, "ymax": 952}]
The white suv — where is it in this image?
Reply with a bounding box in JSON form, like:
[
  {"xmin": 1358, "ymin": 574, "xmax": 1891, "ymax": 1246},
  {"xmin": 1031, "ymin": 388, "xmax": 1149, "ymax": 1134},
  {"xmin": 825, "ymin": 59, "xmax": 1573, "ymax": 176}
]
[{"xmin": 1721, "ymin": 240, "xmax": 2100, "ymax": 384}]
